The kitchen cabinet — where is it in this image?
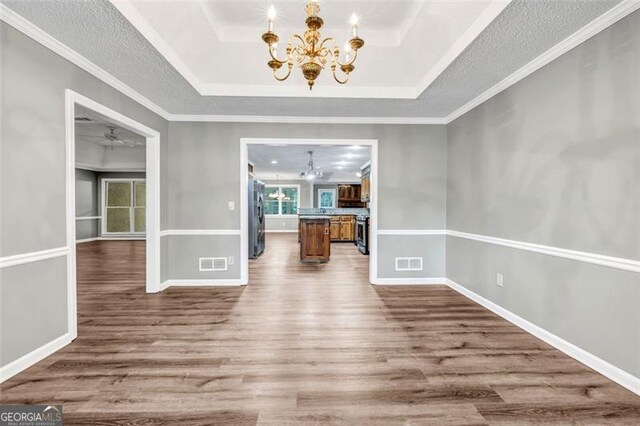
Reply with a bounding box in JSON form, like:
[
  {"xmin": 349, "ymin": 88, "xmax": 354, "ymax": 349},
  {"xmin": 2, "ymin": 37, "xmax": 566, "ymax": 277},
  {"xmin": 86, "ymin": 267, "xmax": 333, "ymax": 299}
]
[
  {"xmin": 337, "ymin": 184, "xmax": 365, "ymax": 208},
  {"xmin": 340, "ymin": 220, "xmax": 354, "ymax": 241},
  {"xmin": 360, "ymin": 165, "xmax": 371, "ymax": 202},
  {"xmin": 329, "ymin": 217, "xmax": 341, "ymax": 240},
  {"xmin": 299, "ymin": 218, "xmax": 330, "ymax": 262},
  {"xmin": 329, "ymin": 215, "xmax": 355, "ymax": 242}
]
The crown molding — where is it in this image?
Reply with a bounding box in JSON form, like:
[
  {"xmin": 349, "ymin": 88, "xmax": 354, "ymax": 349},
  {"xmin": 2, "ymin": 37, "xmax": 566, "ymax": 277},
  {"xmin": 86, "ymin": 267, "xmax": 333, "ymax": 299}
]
[
  {"xmin": 444, "ymin": 0, "xmax": 640, "ymax": 123},
  {"xmin": 167, "ymin": 114, "xmax": 447, "ymax": 125},
  {"xmin": 0, "ymin": 4, "xmax": 172, "ymax": 121}
]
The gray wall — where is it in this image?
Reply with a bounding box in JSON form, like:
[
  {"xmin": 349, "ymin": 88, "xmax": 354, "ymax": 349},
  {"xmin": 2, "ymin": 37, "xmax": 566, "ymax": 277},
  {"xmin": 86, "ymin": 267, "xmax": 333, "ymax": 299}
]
[
  {"xmin": 75, "ymin": 168, "xmax": 99, "ymax": 240},
  {"xmin": 446, "ymin": 11, "xmax": 640, "ymax": 378},
  {"xmin": 166, "ymin": 122, "xmax": 447, "ymax": 281},
  {"xmin": 261, "ymin": 179, "xmax": 311, "ymax": 232},
  {"xmin": 1, "ymin": 22, "xmax": 169, "ymax": 368}
]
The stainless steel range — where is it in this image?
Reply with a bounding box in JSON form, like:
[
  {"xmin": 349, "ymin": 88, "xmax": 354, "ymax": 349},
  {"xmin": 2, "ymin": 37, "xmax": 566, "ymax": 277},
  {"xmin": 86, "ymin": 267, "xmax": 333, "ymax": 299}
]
[{"xmin": 355, "ymin": 215, "xmax": 369, "ymax": 255}]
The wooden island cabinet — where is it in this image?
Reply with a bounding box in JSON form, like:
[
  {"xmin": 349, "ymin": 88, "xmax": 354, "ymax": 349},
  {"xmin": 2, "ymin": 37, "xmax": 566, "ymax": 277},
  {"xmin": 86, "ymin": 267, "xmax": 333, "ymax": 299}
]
[{"xmin": 299, "ymin": 217, "xmax": 330, "ymax": 262}]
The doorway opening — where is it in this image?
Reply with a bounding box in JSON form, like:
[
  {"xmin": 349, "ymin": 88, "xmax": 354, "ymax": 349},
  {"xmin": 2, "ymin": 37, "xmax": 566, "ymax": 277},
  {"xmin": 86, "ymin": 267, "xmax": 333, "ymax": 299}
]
[
  {"xmin": 240, "ymin": 138, "xmax": 378, "ymax": 285},
  {"xmin": 65, "ymin": 90, "xmax": 160, "ymax": 340}
]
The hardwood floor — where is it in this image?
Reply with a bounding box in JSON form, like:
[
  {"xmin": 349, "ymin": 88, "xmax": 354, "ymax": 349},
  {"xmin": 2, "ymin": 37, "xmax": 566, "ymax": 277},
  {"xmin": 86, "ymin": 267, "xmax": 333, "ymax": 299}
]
[{"xmin": 1, "ymin": 234, "xmax": 639, "ymax": 424}]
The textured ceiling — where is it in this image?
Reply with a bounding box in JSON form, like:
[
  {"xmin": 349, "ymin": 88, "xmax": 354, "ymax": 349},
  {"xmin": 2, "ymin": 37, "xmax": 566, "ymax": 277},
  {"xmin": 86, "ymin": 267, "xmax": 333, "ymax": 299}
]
[
  {"xmin": 3, "ymin": 0, "xmax": 624, "ymax": 117},
  {"xmin": 249, "ymin": 144, "xmax": 371, "ymax": 182}
]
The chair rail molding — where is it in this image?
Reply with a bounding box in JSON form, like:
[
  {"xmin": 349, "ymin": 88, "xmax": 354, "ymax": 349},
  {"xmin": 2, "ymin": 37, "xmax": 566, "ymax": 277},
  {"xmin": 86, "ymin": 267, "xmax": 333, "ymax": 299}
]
[
  {"xmin": 447, "ymin": 230, "xmax": 640, "ymax": 274},
  {"xmin": 0, "ymin": 247, "xmax": 69, "ymax": 269},
  {"xmin": 160, "ymin": 229, "xmax": 242, "ymax": 237}
]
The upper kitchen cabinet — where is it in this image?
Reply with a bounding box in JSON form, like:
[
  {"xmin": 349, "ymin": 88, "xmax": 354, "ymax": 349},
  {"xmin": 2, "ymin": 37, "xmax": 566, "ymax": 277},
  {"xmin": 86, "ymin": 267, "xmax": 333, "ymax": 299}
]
[
  {"xmin": 337, "ymin": 184, "xmax": 365, "ymax": 208},
  {"xmin": 360, "ymin": 163, "xmax": 371, "ymax": 202}
]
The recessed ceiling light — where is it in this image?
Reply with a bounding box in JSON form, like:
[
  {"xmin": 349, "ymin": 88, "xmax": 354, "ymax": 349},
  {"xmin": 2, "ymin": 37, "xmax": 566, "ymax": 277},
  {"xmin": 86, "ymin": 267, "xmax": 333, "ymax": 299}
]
[
  {"xmin": 356, "ymin": 172, "xmax": 362, "ymax": 177},
  {"xmin": 271, "ymin": 160, "xmax": 278, "ymax": 164}
]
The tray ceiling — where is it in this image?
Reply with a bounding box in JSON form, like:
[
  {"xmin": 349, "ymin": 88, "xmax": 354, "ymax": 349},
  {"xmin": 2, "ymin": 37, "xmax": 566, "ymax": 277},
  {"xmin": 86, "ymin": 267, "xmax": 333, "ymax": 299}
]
[
  {"xmin": 112, "ymin": 0, "xmax": 505, "ymax": 98},
  {"xmin": 1, "ymin": 0, "xmax": 629, "ymax": 118}
]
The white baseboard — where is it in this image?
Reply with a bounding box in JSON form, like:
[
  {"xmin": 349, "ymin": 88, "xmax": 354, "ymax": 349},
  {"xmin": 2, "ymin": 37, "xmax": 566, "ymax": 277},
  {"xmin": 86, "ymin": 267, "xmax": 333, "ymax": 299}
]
[
  {"xmin": 160, "ymin": 279, "xmax": 246, "ymax": 290},
  {"xmin": 445, "ymin": 279, "xmax": 640, "ymax": 396},
  {"xmin": 99, "ymin": 237, "xmax": 146, "ymax": 241},
  {"xmin": 0, "ymin": 333, "xmax": 73, "ymax": 383},
  {"xmin": 76, "ymin": 237, "xmax": 146, "ymax": 244},
  {"xmin": 371, "ymin": 277, "xmax": 446, "ymax": 285},
  {"xmin": 75, "ymin": 237, "xmax": 100, "ymax": 244}
]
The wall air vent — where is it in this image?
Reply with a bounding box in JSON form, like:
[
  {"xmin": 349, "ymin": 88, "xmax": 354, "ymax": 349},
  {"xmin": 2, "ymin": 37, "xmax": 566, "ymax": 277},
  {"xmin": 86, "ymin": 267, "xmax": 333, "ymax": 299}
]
[
  {"xmin": 395, "ymin": 257, "xmax": 423, "ymax": 271},
  {"xmin": 199, "ymin": 257, "xmax": 228, "ymax": 272}
]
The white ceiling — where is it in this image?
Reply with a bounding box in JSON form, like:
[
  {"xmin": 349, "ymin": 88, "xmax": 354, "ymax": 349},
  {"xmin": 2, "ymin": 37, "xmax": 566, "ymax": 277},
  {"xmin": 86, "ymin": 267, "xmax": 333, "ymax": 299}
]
[
  {"xmin": 2, "ymin": 0, "xmax": 630, "ymax": 118},
  {"xmin": 111, "ymin": 0, "xmax": 505, "ymax": 98},
  {"xmin": 249, "ymin": 144, "xmax": 370, "ymax": 181}
]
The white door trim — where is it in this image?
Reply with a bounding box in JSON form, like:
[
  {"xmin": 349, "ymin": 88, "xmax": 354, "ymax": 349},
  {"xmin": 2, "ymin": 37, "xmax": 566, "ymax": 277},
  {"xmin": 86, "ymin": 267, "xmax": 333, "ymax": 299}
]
[
  {"xmin": 65, "ymin": 89, "xmax": 161, "ymax": 341},
  {"xmin": 240, "ymin": 138, "xmax": 378, "ymax": 285}
]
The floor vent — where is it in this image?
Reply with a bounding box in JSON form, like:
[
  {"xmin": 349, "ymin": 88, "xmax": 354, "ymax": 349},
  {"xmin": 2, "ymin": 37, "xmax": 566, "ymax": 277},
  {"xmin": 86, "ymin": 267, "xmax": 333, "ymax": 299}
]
[
  {"xmin": 199, "ymin": 257, "xmax": 228, "ymax": 272},
  {"xmin": 395, "ymin": 257, "xmax": 423, "ymax": 271}
]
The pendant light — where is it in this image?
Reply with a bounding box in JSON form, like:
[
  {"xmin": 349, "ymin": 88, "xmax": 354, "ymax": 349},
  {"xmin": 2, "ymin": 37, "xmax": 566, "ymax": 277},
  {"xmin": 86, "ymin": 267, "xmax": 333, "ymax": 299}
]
[{"xmin": 300, "ymin": 151, "xmax": 323, "ymax": 180}]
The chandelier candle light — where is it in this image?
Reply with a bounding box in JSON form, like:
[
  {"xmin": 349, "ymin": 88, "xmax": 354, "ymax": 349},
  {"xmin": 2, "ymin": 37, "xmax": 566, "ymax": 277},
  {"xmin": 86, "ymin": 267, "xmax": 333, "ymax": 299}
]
[{"xmin": 262, "ymin": 0, "xmax": 364, "ymax": 90}]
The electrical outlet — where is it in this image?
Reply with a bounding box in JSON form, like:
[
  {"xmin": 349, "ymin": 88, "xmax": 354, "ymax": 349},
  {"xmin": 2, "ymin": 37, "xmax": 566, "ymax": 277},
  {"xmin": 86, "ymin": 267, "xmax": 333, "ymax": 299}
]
[
  {"xmin": 496, "ymin": 273, "xmax": 504, "ymax": 287},
  {"xmin": 228, "ymin": 256, "xmax": 234, "ymax": 266},
  {"xmin": 228, "ymin": 201, "xmax": 235, "ymax": 211}
]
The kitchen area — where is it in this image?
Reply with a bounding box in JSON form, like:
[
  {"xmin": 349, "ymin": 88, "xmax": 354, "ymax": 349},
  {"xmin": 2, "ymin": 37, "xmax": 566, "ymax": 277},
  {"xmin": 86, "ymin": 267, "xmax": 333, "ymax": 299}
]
[
  {"xmin": 298, "ymin": 168, "xmax": 371, "ymax": 262},
  {"xmin": 247, "ymin": 144, "xmax": 371, "ymax": 265}
]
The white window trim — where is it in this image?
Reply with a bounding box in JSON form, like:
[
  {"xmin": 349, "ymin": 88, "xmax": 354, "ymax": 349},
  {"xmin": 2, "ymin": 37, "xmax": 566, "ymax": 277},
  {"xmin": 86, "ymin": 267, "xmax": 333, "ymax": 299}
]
[
  {"xmin": 101, "ymin": 178, "xmax": 147, "ymax": 236},
  {"xmin": 265, "ymin": 184, "xmax": 301, "ymax": 216},
  {"xmin": 317, "ymin": 188, "xmax": 337, "ymax": 208}
]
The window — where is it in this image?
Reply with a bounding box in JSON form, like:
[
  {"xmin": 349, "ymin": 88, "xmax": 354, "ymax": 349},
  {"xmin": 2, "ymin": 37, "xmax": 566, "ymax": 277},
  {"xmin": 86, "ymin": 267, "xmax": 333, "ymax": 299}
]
[
  {"xmin": 318, "ymin": 189, "xmax": 336, "ymax": 208},
  {"xmin": 102, "ymin": 179, "xmax": 145, "ymax": 235},
  {"xmin": 265, "ymin": 185, "xmax": 299, "ymax": 215}
]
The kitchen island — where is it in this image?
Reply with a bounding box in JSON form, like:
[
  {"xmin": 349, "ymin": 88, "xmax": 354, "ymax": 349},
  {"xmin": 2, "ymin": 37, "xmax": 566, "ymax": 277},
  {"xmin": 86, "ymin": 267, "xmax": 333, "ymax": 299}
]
[
  {"xmin": 299, "ymin": 216, "xmax": 330, "ymax": 262},
  {"xmin": 298, "ymin": 208, "xmax": 369, "ymax": 262}
]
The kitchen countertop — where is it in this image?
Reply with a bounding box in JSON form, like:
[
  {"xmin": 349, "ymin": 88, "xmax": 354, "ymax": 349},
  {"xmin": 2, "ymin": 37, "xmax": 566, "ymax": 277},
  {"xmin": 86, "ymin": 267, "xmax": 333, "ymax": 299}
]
[
  {"xmin": 298, "ymin": 208, "xmax": 369, "ymax": 216},
  {"xmin": 298, "ymin": 215, "xmax": 330, "ymax": 220}
]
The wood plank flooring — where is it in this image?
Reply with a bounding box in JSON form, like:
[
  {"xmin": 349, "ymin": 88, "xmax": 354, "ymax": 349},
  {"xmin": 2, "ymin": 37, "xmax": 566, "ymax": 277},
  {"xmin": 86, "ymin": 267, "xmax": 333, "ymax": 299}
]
[{"xmin": 1, "ymin": 234, "xmax": 639, "ymax": 424}]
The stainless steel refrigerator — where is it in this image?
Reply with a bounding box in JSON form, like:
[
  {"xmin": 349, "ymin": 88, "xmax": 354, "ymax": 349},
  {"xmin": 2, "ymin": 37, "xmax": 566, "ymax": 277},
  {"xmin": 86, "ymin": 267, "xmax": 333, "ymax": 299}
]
[{"xmin": 248, "ymin": 179, "xmax": 265, "ymax": 258}]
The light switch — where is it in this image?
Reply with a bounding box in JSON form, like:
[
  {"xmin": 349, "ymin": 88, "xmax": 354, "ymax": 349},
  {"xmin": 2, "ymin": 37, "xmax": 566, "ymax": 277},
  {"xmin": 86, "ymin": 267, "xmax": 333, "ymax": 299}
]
[{"xmin": 228, "ymin": 201, "xmax": 235, "ymax": 211}]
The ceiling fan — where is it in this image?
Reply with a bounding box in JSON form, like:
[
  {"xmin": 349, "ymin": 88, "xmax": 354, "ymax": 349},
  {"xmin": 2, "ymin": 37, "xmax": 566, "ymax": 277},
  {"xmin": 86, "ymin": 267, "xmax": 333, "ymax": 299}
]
[{"xmin": 78, "ymin": 125, "xmax": 144, "ymax": 150}]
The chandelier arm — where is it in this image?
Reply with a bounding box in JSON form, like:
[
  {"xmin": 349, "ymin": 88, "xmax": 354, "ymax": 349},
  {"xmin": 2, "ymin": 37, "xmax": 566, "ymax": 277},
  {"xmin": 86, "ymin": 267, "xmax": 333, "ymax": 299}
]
[
  {"xmin": 273, "ymin": 65, "xmax": 293, "ymax": 82},
  {"xmin": 318, "ymin": 37, "xmax": 335, "ymax": 51},
  {"xmin": 333, "ymin": 48, "xmax": 358, "ymax": 67},
  {"xmin": 267, "ymin": 45, "xmax": 289, "ymax": 64},
  {"xmin": 291, "ymin": 34, "xmax": 307, "ymax": 48},
  {"xmin": 332, "ymin": 68, "xmax": 350, "ymax": 85}
]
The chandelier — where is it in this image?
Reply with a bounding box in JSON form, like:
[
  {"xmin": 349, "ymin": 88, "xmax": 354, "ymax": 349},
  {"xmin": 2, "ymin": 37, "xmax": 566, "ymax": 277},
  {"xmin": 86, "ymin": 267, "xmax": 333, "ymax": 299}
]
[
  {"xmin": 268, "ymin": 175, "xmax": 291, "ymax": 200},
  {"xmin": 300, "ymin": 151, "xmax": 323, "ymax": 180},
  {"xmin": 262, "ymin": 1, "xmax": 365, "ymax": 90}
]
